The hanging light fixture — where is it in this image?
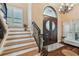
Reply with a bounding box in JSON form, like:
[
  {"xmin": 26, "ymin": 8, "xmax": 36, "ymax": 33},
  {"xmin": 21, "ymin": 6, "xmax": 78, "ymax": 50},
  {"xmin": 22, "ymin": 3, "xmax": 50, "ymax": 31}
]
[{"xmin": 59, "ymin": 3, "xmax": 74, "ymax": 14}]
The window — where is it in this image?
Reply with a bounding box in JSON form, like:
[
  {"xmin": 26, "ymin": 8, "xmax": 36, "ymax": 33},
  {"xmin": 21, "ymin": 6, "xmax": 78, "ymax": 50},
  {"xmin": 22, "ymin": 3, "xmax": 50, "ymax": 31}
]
[
  {"xmin": 7, "ymin": 6, "xmax": 23, "ymax": 27},
  {"xmin": 43, "ymin": 6, "xmax": 57, "ymax": 18}
]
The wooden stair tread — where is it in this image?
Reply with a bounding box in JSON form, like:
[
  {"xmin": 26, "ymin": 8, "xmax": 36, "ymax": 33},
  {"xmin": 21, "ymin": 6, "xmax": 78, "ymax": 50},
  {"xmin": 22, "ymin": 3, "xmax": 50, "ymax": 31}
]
[
  {"xmin": 19, "ymin": 49, "xmax": 38, "ymax": 56},
  {"xmin": 7, "ymin": 35, "xmax": 33, "ymax": 39},
  {"xmin": 3, "ymin": 42, "xmax": 36, "ymax": 50},
  {"xmin": 1, "ymin": 27, "xmax": 38, "ymax": 56},
  {"xmin": 6, "ymin": 38, "xmax": 34, "ymax": 43},
  {"xmin": 2, "ymin": 43, "xmax": 37, "ymax": 55},
  {"xmin": 7, "ymin": 36, "xmax": 33, "ymax": 40},
  {"xmin": 4, "ymin": 47, "xmax": 38, "ymax": 56},
  {"xmin": 5, "ymin": 39, "xmax": 35, "ymax": 47},
  {"xmin": 8, "ymin": 28, "xmax": 30, "ymax": 32}
]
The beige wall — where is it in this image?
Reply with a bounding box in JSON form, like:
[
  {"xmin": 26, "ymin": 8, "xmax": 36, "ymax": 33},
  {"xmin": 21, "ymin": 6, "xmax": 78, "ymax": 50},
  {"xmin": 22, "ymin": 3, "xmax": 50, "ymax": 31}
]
[
  {"xmin": 6, "ymin": 3, "xmax": 79, "ymax": 42},
  {"xmin": 61, "ymin": 4, "xmax": 79, "ymax": 22},
  {"xmin": 60, "ymin": 4, "xmax": 79, "ymax": 37},
  {"xmin": 32, "ymin": 3, "xmax": 62, "ymax": 42},
  {"xmin": 7, "ymin": 3, "xmax": 28, "ymax": 25},
  {"xmin": 32, "ymin": 3, "xmax": 79, "ymax": 42}
]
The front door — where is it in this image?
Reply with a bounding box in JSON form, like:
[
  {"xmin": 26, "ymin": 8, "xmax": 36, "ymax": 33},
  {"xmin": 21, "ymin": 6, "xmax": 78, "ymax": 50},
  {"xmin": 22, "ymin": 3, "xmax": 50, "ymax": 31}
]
[
  {"xmin": 43, "ymin": 16, "xmax": 57, "ymax": 45},
  {"xmin": 43, "ymin": 6, "xmax": 57, "ymax": 46},
  {"xmin": 7, "ymin": 6, "xmax": 23, "ymax": 28}
]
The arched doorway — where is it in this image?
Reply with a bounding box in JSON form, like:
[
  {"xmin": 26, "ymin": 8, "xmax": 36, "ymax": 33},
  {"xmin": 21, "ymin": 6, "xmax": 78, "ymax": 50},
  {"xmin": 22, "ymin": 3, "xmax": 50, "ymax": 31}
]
[{"xmin": 43, "ymin": 6, "xmax": 58, "ymax": 46}]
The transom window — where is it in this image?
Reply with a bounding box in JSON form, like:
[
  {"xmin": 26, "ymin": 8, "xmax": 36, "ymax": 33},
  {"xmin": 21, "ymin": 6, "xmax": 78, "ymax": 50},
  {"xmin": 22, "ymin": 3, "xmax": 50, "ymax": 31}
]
[{"xmin": 43, "ymin": 6, "xmax": 57, "ymax": 18}]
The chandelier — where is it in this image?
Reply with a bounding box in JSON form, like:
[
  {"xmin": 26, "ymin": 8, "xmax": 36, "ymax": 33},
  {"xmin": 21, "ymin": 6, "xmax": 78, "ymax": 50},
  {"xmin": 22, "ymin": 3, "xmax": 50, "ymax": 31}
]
[{"xmin": 59, "ymin": 3, "xmax": 74, "ymax": 14}]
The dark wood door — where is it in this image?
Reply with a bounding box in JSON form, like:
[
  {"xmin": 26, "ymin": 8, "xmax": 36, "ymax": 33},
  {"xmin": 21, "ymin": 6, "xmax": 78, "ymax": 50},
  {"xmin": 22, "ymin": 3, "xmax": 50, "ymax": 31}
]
[{"xmin": 43, "ymin": 16, "xmax": 57, "ymax": 46}]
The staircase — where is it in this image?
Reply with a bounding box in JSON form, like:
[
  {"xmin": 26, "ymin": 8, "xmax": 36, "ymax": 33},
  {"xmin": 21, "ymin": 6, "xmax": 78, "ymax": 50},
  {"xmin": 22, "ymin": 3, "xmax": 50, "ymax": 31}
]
[{"xmin": 1, "ymin": 27, "xmax": 39, "ymax": 56}]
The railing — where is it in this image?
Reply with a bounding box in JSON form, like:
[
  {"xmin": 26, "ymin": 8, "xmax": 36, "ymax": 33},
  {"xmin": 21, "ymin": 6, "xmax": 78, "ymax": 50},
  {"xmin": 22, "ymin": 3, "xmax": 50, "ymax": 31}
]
[
  {"xmin": 32, "ymin": 21, "xmax": 48, "ymax": 56},
  {"xmin": 32, "ymin": 21, "xmax": 43, "ymax": 52},
  {"xmin": 0, "ymin": 3, "xmax": 8, "ymax": 55}
]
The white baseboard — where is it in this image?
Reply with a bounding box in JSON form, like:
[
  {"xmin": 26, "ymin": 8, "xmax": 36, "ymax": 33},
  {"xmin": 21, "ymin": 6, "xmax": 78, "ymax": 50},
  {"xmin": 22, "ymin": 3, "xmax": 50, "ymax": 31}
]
[{"xmin": 64, "ymin": 39, "xmax": 79, "ymax": 47}]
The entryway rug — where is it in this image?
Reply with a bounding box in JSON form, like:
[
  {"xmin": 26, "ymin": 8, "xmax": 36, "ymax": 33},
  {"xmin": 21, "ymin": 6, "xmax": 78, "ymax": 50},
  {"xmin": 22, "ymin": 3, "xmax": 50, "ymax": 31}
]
[
  {"xmin": 47, "ymin": 43, "xmax": 64, "ymax": 52},
  {"xmin": 62, "ymin": 49, "xmax": 78, "ymax": 56}
]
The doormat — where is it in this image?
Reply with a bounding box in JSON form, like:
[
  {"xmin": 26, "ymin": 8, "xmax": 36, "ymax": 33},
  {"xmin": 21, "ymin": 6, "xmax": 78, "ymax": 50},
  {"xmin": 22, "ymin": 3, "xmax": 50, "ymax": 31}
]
[
  {"xmin": 62, "ymin": 49, "xmax": 78, "ymax": 56},
  {"xmin": 47, "ymin": 43, "xmax": 64, "ymax": 52}
]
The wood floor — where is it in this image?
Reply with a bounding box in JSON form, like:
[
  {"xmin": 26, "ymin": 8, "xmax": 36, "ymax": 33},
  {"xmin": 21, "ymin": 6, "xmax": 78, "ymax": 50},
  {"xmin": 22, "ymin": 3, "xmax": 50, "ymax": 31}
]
[{"xmin": 48, "ymin": 43, "xmax": 79, "ymax": 56}]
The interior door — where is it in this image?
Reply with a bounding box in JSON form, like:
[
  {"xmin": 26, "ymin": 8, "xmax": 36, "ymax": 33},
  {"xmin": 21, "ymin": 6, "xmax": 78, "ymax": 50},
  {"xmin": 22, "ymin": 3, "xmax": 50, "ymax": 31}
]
[
  {"xmin": 43, "ymin": 16, "xmax": 57, "ymax": 45},
  {"xmin": 7, "ymin": 6, "xmax": 23, "ymax": 28}
]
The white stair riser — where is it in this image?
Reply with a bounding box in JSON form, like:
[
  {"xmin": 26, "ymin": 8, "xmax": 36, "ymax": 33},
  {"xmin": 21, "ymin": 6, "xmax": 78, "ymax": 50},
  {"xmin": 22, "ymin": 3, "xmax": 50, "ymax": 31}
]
[
  {"xmin": 8, "ymin": 34, "xmax": 32, "ymax": 39},
  {"xmin": 4, "ymin": 47, "xmax": 38, "ymax": 56},
  {"xmin": 6, "ymin": 38, "xmax": 34, "ymax": 43},
  {"xmin": 8, "ymin": 32, "xmax": 31, "ymax": 35},
  {"xmin": 1, "ymin": 27, "xmax": 38, "ymax": 56},
  {"xmin": 2, "ymin": 42, "xmax": 36, "ymax": 50},
  {"xmin": 8, "ymin": 28, "xmax": 25, "ymax": 32}
]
